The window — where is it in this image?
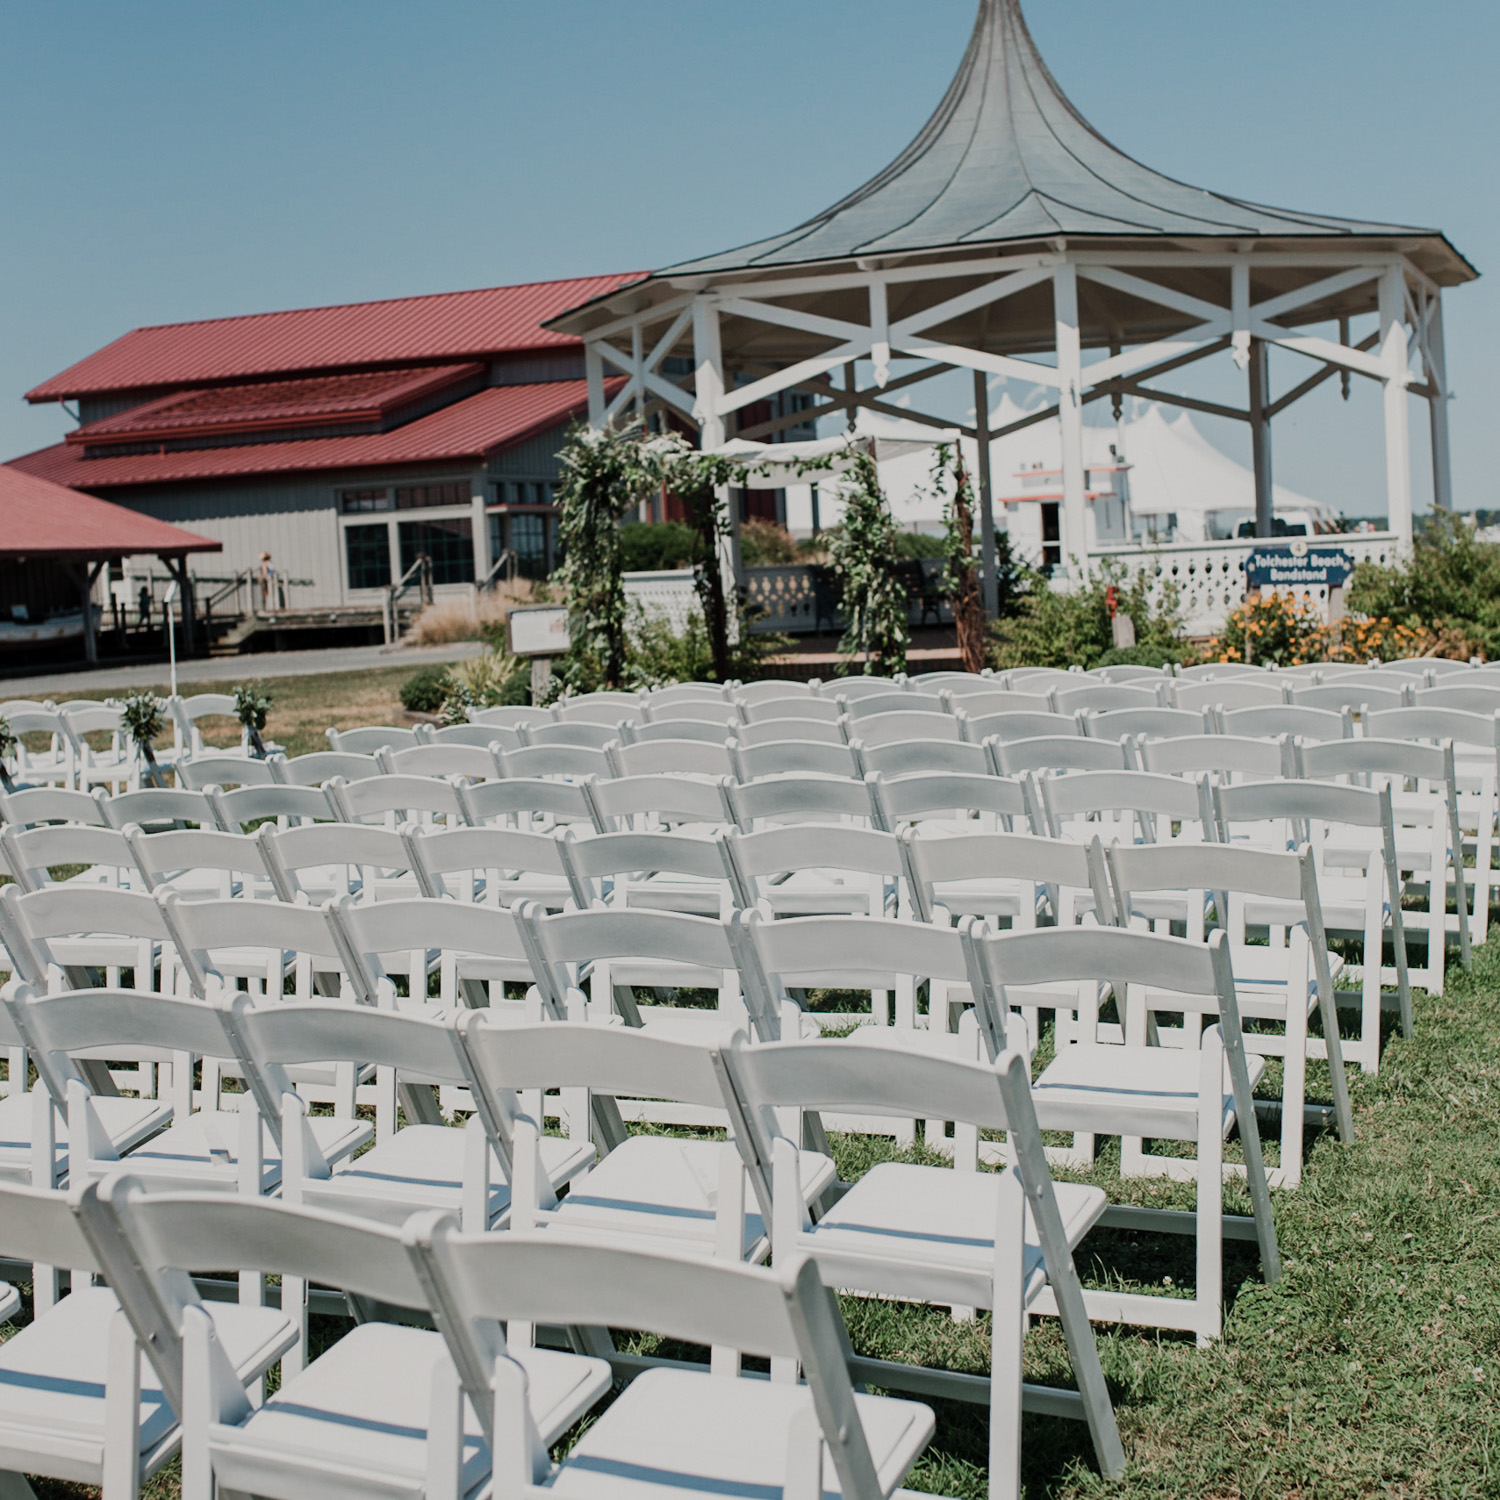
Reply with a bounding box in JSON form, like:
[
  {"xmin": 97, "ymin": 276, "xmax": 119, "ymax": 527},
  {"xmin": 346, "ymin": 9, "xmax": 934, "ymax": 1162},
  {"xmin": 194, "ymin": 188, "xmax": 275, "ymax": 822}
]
[
  {"xmin": 399, "ymin": 517, "xmax": 474, "ymax": 585},
  {"xmin": 340, "ymin": 488, "xmax": 390, "ymax": 514},
  {"xmin": 395, "ymin": 482, "xmax": 471, "ymax": 510},
  {"xmin": 489, "ymin": 511, "xmax": 553, "ymax": 581},
  {"xmin": 345, "ymin": 523, "xmax": 392, "ymax": 589}
]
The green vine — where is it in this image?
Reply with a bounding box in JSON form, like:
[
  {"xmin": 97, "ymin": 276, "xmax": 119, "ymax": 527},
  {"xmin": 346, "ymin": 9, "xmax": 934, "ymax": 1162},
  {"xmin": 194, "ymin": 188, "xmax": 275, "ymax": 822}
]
[
  {"xmin": 929, "ymin": 443, "xmax": 985, "ymax": 673},
  {"xmin": 827, "ymin": 446, "xmax": 908, "ymax": 676}
]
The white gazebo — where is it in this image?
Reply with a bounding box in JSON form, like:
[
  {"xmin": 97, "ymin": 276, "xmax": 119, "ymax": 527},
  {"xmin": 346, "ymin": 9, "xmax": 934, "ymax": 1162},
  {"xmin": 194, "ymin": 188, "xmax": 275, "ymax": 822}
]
[{"xmin": 550, "ymin": 0, "xmax": 1475, "ymax": 608}]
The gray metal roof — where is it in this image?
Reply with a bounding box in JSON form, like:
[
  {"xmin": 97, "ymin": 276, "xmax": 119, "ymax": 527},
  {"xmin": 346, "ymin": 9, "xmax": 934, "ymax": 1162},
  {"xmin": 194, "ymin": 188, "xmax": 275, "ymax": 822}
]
[{"xmin": 660, "ymin": 0, "xmax": 1471, "ymax": 281}]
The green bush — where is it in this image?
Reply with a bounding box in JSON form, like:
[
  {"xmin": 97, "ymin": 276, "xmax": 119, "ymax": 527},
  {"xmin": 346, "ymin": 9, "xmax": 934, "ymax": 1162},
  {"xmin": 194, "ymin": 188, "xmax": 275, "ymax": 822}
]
[
  {"xmin": 1094, "ymin": 642, "xmax": 1184, "ymax": 671},
  {"xmin": 399, "ymin": 665, "xmax": 452, "ymax": 714},
  {"xmin": 739, "ymin": 519, "xmax": 797, "ymax": 567},
  {"xmin": 988, "ymin": 561, "xmax": 1187, "ymax": 672},
  {"xmin": 619, "ymin": 521, "xmax": 700, "ymax": 573},
  {"xmin": 1345, "ymin": 511, "xmax": 1495, "ymax": 658},
  {"xmin": 893, "ymin": 531, "xmax": 947, "ymax": 560}
]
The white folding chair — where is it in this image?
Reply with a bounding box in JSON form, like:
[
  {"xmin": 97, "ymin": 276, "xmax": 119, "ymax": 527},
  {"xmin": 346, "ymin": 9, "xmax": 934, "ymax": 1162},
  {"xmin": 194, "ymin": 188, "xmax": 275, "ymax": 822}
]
[
  {"xmin": 1138, "ymin": 733, "xmax": 1292, "ymax": 784},
  {"xmin": 1220, "ymin": 703, "xmax": 1351, "ymax": 740},
  {"xmin": 1, "ymin": 822, "xmax": 142, "ymax": 894},
  {"xmin": 3, "ymin": 709, "xmax": 76, "ymax": 789},
  {"xmin": 99, "ymin": 786, "xmax": 219, "ymax": 832},
  {"xmin": 206, "ymin": 781, "xmax": 336, "ymax": 833},
  {"xmin": 731, "ymin": 737, "xmax": 864, "ymax": 781},
  {"xmin": 178, "ymin": 752, "xmax": 285, "ymax": 792},
  {"xmin": 736, "ymin": 695, "xmax": 841, "ymax": 725},
  {"xmin": 732, "ymin": 716, "xmax": 847, "ymax": 746},
  {"xmin": 407, "ymin": 1220, "xmax": 933, "ymax": 1500},
  {"xmin": 722, "ymin": 824, "xmax": 903, "ymax": 919},
  {"xmin": 522, "ymin": 719, "xmax": 623, "ymax": 750},
  {"xmin": 84, "ymin": 1178, "xmax": 609, "ymax": 1500},
  {"xmin": 854, "ymin": 737, "xmax": 989, "ymax": 779},
  {"xmin": 457, "ymin": 775, "xmax": 601, "ymax": 832},
  {"xmin": 717, "ymin": 1037, "xmax": 1124, "ymax": 1500},
  {"xmin": 553, "ymin": 690, "xmax": 645, "ymax": 725},
  {"xmin": 1052, "ymin": 682, "xmax": 1162, "ymax": 716},
  {"xmin": 277, "ymin": 749, "xmax": 380, "ymax": 786},
  {"xmin": 124, "ymin": 824, "xmax": 278, "ymax": 902},
  {"xmin": 1034, "ymin": 768, "xmax": 1214, "ymax": 847},
  {"xmin": 582, "ymin": 772, "xmax": 734, "ymax": 833},
  {"xmin": 327, "ymin": 724, "xmax": 421, "ymax": 754},
  {"xmin": 558, "ymin": 828, "xmax": 734, "ymax": 917},
  {"xmin": 1173, "ymin": 677, "xmax": 1289, "ymax": 714},
  {"xmin": 258, "ymin": 819, "xmax": 421, "ymax": 903},
  {"xmin": 966, "ymin": 926, "xmax": 1281, "ymax": 1345},
  {"xmin": 406, "ymin": 823, "xmax": 584, "ymax": 909},
  {"xmin": 1082, "ymin": 706, "xmax": 1209, "ymax": 741},
  {"xmin": 60, "ymin": 704, "xmax": 138, "ymax": 795},
  {"xmin": 842, "ymin": 710, "xmax": 960, "ymax": 749},
  {"xmin": 382, "ymin": 743, "xmax": 503, "ymax": 781},
  {"xmin": 727, "ymin": 773, "xmax": 879, "ymax": 830},
  {"xmin": 497, "ymin": 743, "xmax": 614, "ymax": 781},
  {"xmin": 866, "ymin": 769, "xmax": 1027, "ymax": 835},
  {"xmin": 0, "ymin": 785, "xmax": 108, "ymax": 828},
  {"xmin": 606, "ymin": 738, "xmax": 735, "ymax": 779},
  {"xmin": 327, "ymin": 772, "xmax": 466, "ymax": 830},
  {"xmin": 992, "ymin": 735, "xmax": 1127, "ymax": 777}
]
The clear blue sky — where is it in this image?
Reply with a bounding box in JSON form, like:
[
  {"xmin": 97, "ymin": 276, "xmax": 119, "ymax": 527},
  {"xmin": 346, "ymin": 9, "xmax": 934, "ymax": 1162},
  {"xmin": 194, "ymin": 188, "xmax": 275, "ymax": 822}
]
[{"xmin": 2, "ymin": 0, "xmax": 1494, "ymax": 516}]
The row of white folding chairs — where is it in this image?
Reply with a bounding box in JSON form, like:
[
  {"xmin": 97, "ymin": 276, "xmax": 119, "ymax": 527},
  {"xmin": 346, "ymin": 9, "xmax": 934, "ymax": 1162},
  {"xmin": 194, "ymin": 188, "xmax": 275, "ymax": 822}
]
[
  {"xmin": 4, "ymin": 908, "xmax": 1285, "ymax": 1350},
  {"xmin": 1, "ymin": 699, "xmax": 142, "ymax": 794}
]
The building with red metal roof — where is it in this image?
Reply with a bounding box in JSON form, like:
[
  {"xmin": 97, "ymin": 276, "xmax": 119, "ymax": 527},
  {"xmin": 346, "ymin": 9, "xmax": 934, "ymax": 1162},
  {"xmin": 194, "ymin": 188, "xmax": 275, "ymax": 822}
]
[{"xmin": 9, "ymin": 272, "xmax": 643, "ymax": 631}]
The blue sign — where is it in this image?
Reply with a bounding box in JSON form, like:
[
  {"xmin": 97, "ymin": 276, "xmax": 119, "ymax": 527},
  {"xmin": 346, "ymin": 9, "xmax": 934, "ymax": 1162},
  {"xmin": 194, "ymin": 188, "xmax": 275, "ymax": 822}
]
[{"xmin": 1244, "ymin": 547, "xmax": 1355, "ymax": 589}]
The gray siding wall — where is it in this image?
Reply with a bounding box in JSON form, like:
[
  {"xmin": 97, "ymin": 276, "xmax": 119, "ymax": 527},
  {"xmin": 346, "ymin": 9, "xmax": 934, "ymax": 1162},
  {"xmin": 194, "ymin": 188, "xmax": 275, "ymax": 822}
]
[{"xmin": 487, "ymin": 428, "xmax": 567, "ymax": 482}]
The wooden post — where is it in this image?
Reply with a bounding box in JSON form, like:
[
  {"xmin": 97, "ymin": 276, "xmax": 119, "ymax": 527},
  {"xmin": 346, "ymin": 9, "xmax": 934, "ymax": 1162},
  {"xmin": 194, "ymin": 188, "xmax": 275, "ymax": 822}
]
[
  {"xmin": 585, "ymin": 342, "xmax": 606, "ymax": 428},
  {"xmin": 1053, "ymin": 263, "xmax": 1088, "ymax": 579},
  {"xmin": 75, "ymin": 561, "xmax": 103, "ymax": 663},
  {"xmin": 1426, "ymin": 291, "xmax": 1453, "ymax": 512},
  {"xmin": 1248, "ymin": 338, "xmax": 1274, "ymax": 538},
  {"xmin": 974, "ymin": 370, "xmax": 998, "ymax": 617},
  {"xmin": 1380, "ymin": 265, "xmax": 1414, "ymax": 552}
]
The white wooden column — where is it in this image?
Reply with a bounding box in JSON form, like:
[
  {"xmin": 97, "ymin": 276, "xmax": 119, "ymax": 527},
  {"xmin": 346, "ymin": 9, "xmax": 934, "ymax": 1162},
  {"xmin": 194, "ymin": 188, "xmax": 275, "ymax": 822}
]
[
  {"xmin": 585, "ymin": 342, "xmax": 606, "ymax": 427},
  {"xmin": 1053, "ymin": 263, "xmax": 1089, "ymax": 578},
  {"xmin": 1426, "ymin": 290, "xmax": 1454, "ymax": 512},
  {"xmin": 1379, "ymin": 265, "xmax": 1414, "ymax": 552},
  {"xmin": 974, "ymin": 370, "xmax": 998, "ymax": 616},
  {"xmin": 470, "ymin": 479, "xmax": 491, "ymax": 584},
  {"xmin": 692, "ymin": 296, "xmax": 740, "ymax": 589}
]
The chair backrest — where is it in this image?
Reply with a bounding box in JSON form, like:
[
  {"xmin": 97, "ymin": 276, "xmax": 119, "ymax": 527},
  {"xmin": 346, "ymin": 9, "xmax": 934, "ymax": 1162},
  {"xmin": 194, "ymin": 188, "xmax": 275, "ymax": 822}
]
[
  {"xmin": 607, "ymin": 737, "xmax": 735, "ymax": 779},
  {"xmin": 734, "ymin": 716, "xmax": 846, "ymax": 746},
  {"xmin": 1173, "ymin": 678, "xmax": 1288, "ymax": 713},
  {"xmin": 403, "ymin": 824, "xmax": 581, "ymax": 903},
  {"xmin": 468, "ymin": 705, "xmax": 545, "ymax": 729},
  {"xmin": 278, "ymin": 750, "xmax": 380, "ymax": 786},
  {"xmin": 722, "ymin": 824, "xmax": 901, "ymax": 909},
  {"xmin": 102, "ymin": 787, "xmax": 219, "ymax": 831},
  {"xmin": 330, "ymin": 894, "xmax": 533, "ymax": 1007},
  {"xmin": 1037, "ymin": 769, "xmax": 1211, "ymax": 841},
  {"xmin": 207, "ymin": 782, "xmax": 336, "ymax": 832},
  {"xmin": 457, "ymin": 776, "xmax": 600, "ymax": 829},
  {"xmin": 1095, "ymin": 664, "xmax": 1170, "ymax": 683},
  {"xmin": 61, "ymin": 703, "xmax": 126, "ymax": 741},
  {"xmin": 899, "ymin": 827, "xmax": 1109, "ymax": 925},
  {"xmin": 1001, "ymin": 667, "xmax": 1087, "ymax": 690},
  {"xmin": 1412, "ymin": 683, "xmax": 1500, "ymax": 714},
  {"xmin": 965, "ymin": 710, "xmax": 1080, "ymax": 743},
  {"xmin": 173, "ymin": 691, "xmax": 237, "ymax": 722},
  {"xmin": 733, "ymin": 678, "xmax": 820, "ymax": 704},
  {"xmin": 405, "ymin": 1218, "xmax": 882, "ymax": 1499},
  {"xmin": 558, "ymin": 827, "xmax": 733, "ymax": 902},
  {"xmin": 994, "ymin": 735, "xmax": 1129, "ymax": 776},
  {"xmin": 0, "ymin": 822, "xmax": 139, "ymax": 893},
  {"xmin": 644, "ymin": 699, "xmax": 737, "ymax": 725},
  {"xmin": 727, "ymin": 773, "xmax": 877, "ymax": 830},
  {"xmin": 497, "ymin": 743, "xmax": 614, "ymax": 781},
  {"xmin": 1138, "ymin": 733, "xmax": 1291, "ymax": 781},
  {"xmin": 853, "ymin": 737, "xmax": 988, "ymax": 779},
  {"xmin": 425, "ymin": 722, "xmax": 521, "ymax": 751},
  {"xmin": 0, "ymin": 786, "xmax": 109, "ymax": 828},
  {"xmin": 1363, "ymin": 705, "xmax": 1499, "ymax": 751},
  {"xmin": 844, "ymin": 710, "xmax": 959, "ymax": 748},
  {"xmin": 837, "ymin": 690, "xmax": 923, "ymax": 720},
  {"xmin": 0, "ymin": 1180, "xmax": 102, "ymax": 1289},
  {"xmin": 158, "ymin": 892, "xmax": 343, "ymax": 996},
  {"xmin": 937, "ymin": 688, "xmax": 1048, "ymax": 716},
  {"xmin": 1291, "ymin": 681, "xmax": 1410, "ymax": 713},
  {"xmin": 738, "ymin": 695, "xmax": 841, "ymax": 725},
  {"xmin": 827, "ymin": 676, "xmax": 906, "ymax": 701},
  {"xmin": 628, "ymin": 717, "xmax": 739, "ymax": 745},
  {"xmin": 125, "ymin": 826, "xmax": 273, "ymax": 895},
  {"xmin": 82, "ymin": 1176, "xmax": 430, "ymax": 1421},
  {"xmin": 1105, "ymin": 839, "xmax": 1316, "ymax": 935},
  {"xmin": 1297, "ymin": 736, "xmax": 1449, "ymax": 788},
  {"xmin": 328, "ymin": 725, "xmax": 421, "ymax": 754},
  {"xmin": 1052, "ymin": 682, "xmax": 1161, "ymax": 716},
  {"xmin": 381, "ymin": 743, "xmax": 500, "ymax": 781},
  {"xmin": 1083, "ymin": 707, "xmax": 1209, "ymax": 741},
  {"xmin": 553, "ymin": 691, "xmax": 645, "ymax": 725},
  {"xmin": 908, "ymin": 670, "xmax": 989, "ymax": 689},
  {"xmin": 521, "ymin": 719, "xmax": 622, "ymax": 750},
  {"xmin": 1393, "ymin": 656, "xmax": 1473, "ymax": 675},
  {"xmin": 1214, "ymin": 778, "xmax": 1391, "ymax": 846},
  {"xmin": 0, "ymin": 881, "xmax": 181, "ymax": 987},
  {"xmin": 1175, "ymin": 662, "xmax": 1268, "ymax": 681},
  {"xmin": 1220, "ymin": 703, "xmax": 1351, "ymax": 741},
  {"xmin": 646, "ymin": 682, "xmax": 731, "ymax": 709},
  {"xmin": 326, "ymin": 773, "xmax": 464, "ymax": 826},
  {"xmin": 258, "ymin": 819, "xmax": 415, "ymax": 901},
  {"xmin": 583, "ymin": 773, "xmax": 733, "ymax": 832},
  {"xmin": 177, "ymin": 753, "xmax": 283, "ymax": 790},
  {"xmin": 865, "ymin": 770, "xmax": 1027, "ymax": 830},
  {"xmin": 732, "ymin": 738, "xmax": 864, "ymax": 782}
]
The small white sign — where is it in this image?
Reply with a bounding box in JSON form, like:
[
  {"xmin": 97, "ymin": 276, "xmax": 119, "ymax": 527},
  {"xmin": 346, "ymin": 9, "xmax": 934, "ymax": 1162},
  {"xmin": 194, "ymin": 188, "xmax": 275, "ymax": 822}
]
[{"xmin": 508, "ymin": 604, "xmax": 571, "ymax": 658}]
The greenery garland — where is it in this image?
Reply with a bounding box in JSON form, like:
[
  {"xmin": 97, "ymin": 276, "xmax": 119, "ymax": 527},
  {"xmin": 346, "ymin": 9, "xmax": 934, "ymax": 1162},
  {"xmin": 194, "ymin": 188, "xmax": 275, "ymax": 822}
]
[
  {"xmin": 119, "ymin": 692, "xmax": 168, "ymax": 788},
  {"xmin": 233, "ymin": 681, "xmax": 274, "ymax": 758},
  {"xmin": 826, "ymin": 446, "xmax": 908, "ymax": 676},
  {"xmin": 0, "ymin": 716, "xmax": 16, "ymax": 794}
]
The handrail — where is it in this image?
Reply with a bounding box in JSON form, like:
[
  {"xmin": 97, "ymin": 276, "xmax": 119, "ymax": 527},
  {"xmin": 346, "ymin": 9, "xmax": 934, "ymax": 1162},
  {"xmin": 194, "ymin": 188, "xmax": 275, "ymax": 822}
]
[
  {"xmin": 382, "ymin": 554, "xmax": 433, "ymax": 643},
  {"xmin": 477, "ymin": 549, "xmax": 517, "ymax": 594}
]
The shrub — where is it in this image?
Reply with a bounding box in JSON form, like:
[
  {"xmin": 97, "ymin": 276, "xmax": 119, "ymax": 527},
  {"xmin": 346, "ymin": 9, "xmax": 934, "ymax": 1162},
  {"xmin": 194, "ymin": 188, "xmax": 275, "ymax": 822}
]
[
  {"xmin": 739, "ymin": 519, "xmax": 797, "ymax": 567},
  {"xmin": 437, "ymin": 648, "xmax": 529, "ymax": 723},
  {"xmin": 399, "ymin": 665, "xmax": 451, "ymax": 714},
  {"xmin": 893, "ymin": 531, "xmax": 947, "ymax": 560},
  {"xmin": 988, "ymin": 561, "xmax": 1185, "ymax": 672},
  {"xmin": 1095, "ymin": 642, "xmax": 1184, "ymax": 670},
  {"xmin": 620, "ymin": 521, "xmax": 700, "ymax": 572},
  {"xmin": 1345, "ymin": 512, "xmax": 1497, "ymax": 659},
  {"xmin": 1206, "ymin": 593, "xmax": 1325, "ymax": 666}
]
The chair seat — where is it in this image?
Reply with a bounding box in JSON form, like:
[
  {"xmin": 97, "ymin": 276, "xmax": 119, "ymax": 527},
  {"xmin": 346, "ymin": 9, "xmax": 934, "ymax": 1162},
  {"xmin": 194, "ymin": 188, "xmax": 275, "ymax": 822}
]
[
  {"xmin": 0, "ymin": 1089, "xmax": 172, "ymax": 1183},
  {"xmin": 209, "ymin": 1322, "xmax": 611, "ymax": 1500},
  {"xmin": 106, "ymin": 1108, "xmax": 371, "ymax": 1194},
  {"xmin": 0, "ymin": 1286, "xmax": 293, "ymax": 1483},
  {"xmin": 548, "ymin": 1366, "xmax": 933, "ymax": 1500},
  {"xmin": 1033, "ymin": 1045, "xmax": 1266, "ymax": 1141},
  {"xmin": 303, "ymin": 1125, "xmax": 595, "ymax": 1228},
  {"xmin": 548, "ymin": 1136, "xmax": 835, "ymax": 1259},
  {"xmin": 802, "ymin": 1162, "xmax": 1107, "ymax": 1308}
]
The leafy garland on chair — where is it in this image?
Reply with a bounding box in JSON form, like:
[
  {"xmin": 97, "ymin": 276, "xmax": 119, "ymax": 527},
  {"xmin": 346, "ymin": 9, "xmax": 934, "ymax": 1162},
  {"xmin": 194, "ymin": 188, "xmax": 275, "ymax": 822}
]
[
  {"xmin": 0, "ymin": 716, "xmax": 16, "ymax": 794},
  {"xmin": 119, "ymin": 692, "xmax": 168, "ymax": 789},
  {"xmin": 233, "ymin": 681, "xmax": 274, "ymax": 758},
  {"xmin": 826, "ymin": 447, "xmax": 908, "ymax": 676}
]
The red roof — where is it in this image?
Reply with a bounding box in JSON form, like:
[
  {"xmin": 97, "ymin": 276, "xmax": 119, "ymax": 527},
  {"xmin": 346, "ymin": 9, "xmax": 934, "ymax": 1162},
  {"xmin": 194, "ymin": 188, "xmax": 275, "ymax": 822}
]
[
  {"xmin": 0, "ymin": 466, "xmax": 221, "ymax": 560},
  {"xmin": 9, "ymin": 379, "xmax": 617, "ymax": 491},
  {"xmin": 27, "ymin": 272, "xmax": 646, "ymax": 402},
  {"xmin": 69, "ymin": 364, "xmax": 484, "ymax": 445}
]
